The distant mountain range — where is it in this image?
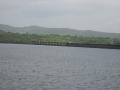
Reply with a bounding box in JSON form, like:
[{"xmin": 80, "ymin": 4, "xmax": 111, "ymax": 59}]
[{"xmin": 0, "ymin": 24, "xmax": 120, "ymax": 38}]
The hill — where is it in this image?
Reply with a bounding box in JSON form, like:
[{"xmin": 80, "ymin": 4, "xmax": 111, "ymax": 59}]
[{"xmin": 0, "ymin": 24, "xmax": 120, "ymax": 38}]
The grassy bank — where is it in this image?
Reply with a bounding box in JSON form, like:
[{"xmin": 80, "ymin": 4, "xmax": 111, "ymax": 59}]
[{"xmin": 0, "ymin": 31, "xmax": 120, "ymax": 48}]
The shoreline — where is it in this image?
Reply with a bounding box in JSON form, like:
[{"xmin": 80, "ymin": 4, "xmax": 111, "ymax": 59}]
[{"xmin": 0, "ymin": 42, "xmax": 120, "ymax": 49}]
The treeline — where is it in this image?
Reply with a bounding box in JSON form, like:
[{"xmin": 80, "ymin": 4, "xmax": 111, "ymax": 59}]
[{"xmin": 0, "ymin": 31, "xmax": 120, "ymax": 45}]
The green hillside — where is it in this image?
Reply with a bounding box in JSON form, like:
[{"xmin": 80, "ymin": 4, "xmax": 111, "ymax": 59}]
[{"xmin": 0, "ymin": 30, "xmax": 120, "ymax": 45}]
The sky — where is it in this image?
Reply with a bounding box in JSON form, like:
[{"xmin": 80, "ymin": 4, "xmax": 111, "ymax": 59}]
[{"xmin": 0, "ymin": 0, "xmax": 120, "ymax": 33}]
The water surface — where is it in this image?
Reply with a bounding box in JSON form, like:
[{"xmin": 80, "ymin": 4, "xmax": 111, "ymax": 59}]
[{"xmin": 0, "ymin": 44, "xmax": 120, "ymax": 90}]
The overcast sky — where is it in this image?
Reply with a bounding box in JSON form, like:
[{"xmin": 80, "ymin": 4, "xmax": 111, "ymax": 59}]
[{"xmin": 0, "ymin": 0, "xmax": 120, "ymax": 33}]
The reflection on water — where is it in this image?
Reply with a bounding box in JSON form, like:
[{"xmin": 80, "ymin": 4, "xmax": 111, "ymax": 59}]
[{"xmin": 0, "ymin": 44, "xmax": 120, "ymax": 90}]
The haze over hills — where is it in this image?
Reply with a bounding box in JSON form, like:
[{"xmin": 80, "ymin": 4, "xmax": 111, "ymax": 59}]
[{"xmin": 0, "ymin": 24, "xmax": 120, "ymax": 38}]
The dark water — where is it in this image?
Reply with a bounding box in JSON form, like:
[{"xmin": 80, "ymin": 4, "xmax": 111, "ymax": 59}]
[{"xmin": 0, "ymin": 44, "xmax": 120, "ymax": 90}]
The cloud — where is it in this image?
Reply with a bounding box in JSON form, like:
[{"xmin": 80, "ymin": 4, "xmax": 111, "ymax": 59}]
[{"xmin": 0, "ymin": 0, "xmax": 120, "ymax": 33}]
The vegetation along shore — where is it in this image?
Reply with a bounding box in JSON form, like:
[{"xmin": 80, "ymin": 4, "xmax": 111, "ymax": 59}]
[{"xmin": 0, "ymin": 30, "xmax": 120, "ymax": 49}]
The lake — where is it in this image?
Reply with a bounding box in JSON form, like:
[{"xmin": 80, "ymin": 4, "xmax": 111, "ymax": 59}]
[{"xmin": 0, "ymin": 43, "xmax": 120, "ymax": 90}]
